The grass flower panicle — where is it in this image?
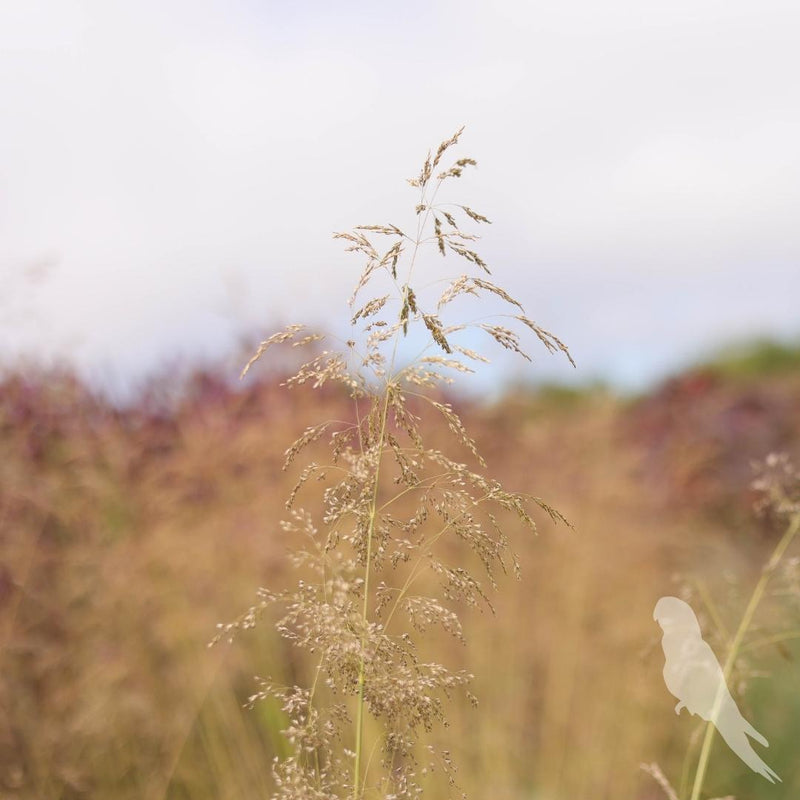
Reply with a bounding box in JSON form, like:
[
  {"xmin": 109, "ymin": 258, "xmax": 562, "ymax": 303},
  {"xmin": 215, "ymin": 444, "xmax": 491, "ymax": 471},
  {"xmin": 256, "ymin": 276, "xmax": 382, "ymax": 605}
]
[{"xmin": 213, "ymin": 128, "xmax": 572, "ymax": 800}]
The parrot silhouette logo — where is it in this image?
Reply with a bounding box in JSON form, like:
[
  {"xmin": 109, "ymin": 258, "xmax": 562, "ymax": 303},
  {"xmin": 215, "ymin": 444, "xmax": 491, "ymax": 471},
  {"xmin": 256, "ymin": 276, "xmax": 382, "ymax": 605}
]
[{"xmin": 653, "ymin": 596, "xmax": 781, "ymax": 784}]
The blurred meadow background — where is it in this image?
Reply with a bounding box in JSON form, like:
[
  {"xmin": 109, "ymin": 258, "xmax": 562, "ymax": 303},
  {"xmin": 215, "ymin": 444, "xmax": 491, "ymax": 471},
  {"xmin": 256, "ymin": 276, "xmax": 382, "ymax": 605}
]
[{"xmin": 2, "ymin": 2, "xmax": 800, "ymax": 799}]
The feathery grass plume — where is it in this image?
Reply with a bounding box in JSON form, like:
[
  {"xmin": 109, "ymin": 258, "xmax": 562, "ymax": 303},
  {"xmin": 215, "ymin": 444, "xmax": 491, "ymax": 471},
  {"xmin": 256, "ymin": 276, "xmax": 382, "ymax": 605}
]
[{"xmin": 212, "ymin": 128, "xmax": 573, "ymax": 800}]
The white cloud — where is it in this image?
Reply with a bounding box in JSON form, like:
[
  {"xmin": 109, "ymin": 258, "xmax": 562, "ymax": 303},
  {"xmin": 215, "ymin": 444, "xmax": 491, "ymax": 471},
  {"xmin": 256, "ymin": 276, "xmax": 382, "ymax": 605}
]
[{"xmin": 1, "ymin": 0, "xmax": 798, "ymax": 396}]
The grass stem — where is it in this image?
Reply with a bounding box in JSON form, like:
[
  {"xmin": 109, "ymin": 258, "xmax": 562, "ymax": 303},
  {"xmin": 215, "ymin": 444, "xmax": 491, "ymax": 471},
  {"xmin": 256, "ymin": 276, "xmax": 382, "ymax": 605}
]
[{"xmin": 688, "ymin": 510, "xmax": 800, "ymax": 800}]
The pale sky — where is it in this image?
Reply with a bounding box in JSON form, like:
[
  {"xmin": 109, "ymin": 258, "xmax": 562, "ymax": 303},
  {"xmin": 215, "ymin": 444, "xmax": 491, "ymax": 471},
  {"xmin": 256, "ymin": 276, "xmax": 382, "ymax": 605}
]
[{"xmin": 2, "ymin": 0, "xmax": 799, "ymax": 399}]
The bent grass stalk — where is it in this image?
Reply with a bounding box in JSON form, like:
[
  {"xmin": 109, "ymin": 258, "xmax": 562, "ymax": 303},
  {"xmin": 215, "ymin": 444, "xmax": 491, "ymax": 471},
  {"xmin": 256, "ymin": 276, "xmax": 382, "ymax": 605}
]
[
  {"xmin": 689, "ymin": 503, "xmax": 800, "ymax": 800},
  {"xmin": 647, "ymin": 454, "xmax": 800, "ymax": 800},
  {"xmin": 213, "ymin": 127, "xmax": 573, "ymax": 800}
]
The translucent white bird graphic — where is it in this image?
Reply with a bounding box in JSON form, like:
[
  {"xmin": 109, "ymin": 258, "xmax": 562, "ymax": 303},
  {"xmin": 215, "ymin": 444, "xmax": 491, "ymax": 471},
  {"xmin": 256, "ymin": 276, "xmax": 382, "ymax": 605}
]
[{"xmin": 653, "ymin": 596, "xmax": 781, "ymax": 784}]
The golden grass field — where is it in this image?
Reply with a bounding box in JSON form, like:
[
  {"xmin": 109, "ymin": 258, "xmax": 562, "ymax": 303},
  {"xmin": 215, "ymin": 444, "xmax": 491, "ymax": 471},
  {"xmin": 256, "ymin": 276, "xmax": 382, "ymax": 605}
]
[{"xmin": 1, "ymin": 348, "xmax": 799, "ymax": 800}]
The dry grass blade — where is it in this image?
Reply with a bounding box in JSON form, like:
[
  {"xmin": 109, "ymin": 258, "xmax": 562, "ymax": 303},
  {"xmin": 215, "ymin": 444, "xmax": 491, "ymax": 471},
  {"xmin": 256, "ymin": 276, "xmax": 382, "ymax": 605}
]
[{"xmin": 640, "ymin": 762, "xmax": 680, "ymax": 800}]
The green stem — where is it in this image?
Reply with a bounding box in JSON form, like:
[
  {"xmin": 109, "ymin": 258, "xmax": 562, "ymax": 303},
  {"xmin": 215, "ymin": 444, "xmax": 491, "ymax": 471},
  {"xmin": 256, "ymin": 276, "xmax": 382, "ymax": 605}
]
[
  {"xmin": 351, "ymin": 171, "xmax": 449, "ymax": 799},
  {"xmin": 688, "ymin": 509, "xmax": 800, "ymax": 800},
  {"xmin": 352, "ymin": 389, "xmax": 391, "ymax": 799},
  {"xmin": 741, "ymin": 629, "xmax": 800, "ymax": 653},
  {"xmin": 352, "ymin": 181, "xmax": 434, "ymax": 799}
]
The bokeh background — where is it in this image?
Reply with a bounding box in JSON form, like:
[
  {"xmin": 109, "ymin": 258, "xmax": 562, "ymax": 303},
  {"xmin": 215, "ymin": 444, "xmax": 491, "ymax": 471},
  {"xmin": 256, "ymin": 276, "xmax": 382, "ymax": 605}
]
[{"xmin": 2, "ymin": 2, "xmax": 800, "ymax": 799}]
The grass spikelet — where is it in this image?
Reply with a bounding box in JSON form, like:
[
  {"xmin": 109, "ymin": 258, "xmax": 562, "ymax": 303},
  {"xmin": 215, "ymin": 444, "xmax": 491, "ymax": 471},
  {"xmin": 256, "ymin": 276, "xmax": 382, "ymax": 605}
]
[
  {"xmin": 422, "ymin": 314, "xmax": 452, "ymax": 354},
  {"xmin": 351, "ymin": 295, "xmax": 390, "ymax": 325},
  {"xmin": 446, "ymin": 243, "xmax": 490, "ymax": 274},
  {"xmin": 283, "ymin": 422, "xmax": 334, "ymax": 470},
  {"xmin": 479, "ymin": 324, "xmax": 531, "ymax": 361},
  {"xmin": 459, "ymin": 205, "xmax": 491, "ymax": 224},
  {"xmin": 241, "ymin": 324, "xmax": 313, "ymax": 379},
  {"xmin": 434, "ymin": 217, "xmax": 446, "ymax": 256},
  {"xmin": 515, "ymin": 315, "xmax": 576, "ymax": 367}
]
